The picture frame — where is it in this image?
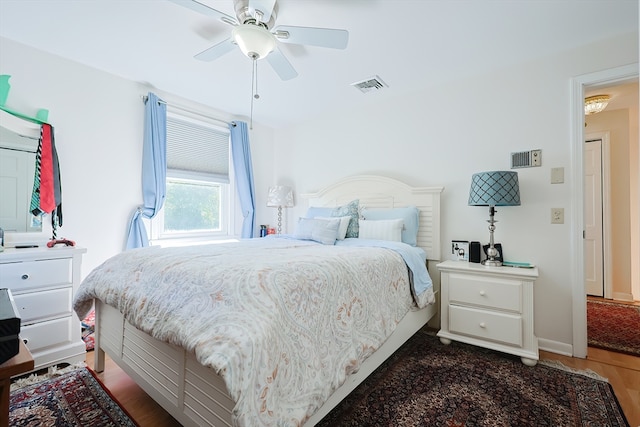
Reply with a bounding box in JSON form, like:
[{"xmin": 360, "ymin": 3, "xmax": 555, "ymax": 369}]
[{"xmin": 451, "ymin": 240, "xmax": 469, "ymax": 261}]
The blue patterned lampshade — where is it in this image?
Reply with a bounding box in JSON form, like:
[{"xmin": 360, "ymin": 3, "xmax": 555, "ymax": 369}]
[{"xmin": 468, "ymin": 171, "xmax": 520, "ymax": 207}]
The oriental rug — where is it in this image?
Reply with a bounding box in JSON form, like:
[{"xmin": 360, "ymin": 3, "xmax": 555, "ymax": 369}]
[
  {"xmin": 317, "ymin": 330, "xmax": 629, "ymax": 427},
  {"xmin": 587, "ymin": 299, "xmax": 640, "ymax": 357},
  {"xmin": 10, "ymin": 366, "xmax": 138, "ymax": 426}
]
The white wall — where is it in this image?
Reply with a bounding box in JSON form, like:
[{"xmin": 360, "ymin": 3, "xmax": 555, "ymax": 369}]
[
  {"xmin": 273, "ymin": 32, "xmax": 638, "ymax": 351},
  {"xmin": 0, "ymin": 37, "xmax": 276, "ymax": 275}
]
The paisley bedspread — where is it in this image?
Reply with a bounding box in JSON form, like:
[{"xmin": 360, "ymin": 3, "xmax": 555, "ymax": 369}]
[{"xmin": 73, "ymin": 237, "xmax": 435, "ymax": 426}]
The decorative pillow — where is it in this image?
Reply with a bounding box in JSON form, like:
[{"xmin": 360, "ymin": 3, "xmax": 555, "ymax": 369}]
[
  {"xmin": 315, "ymin": 215, "xmax": 351, "ymax": 240},
  {"xmin": 332, "ymin": 199, "xmax": 360, "ymax": 238},
  {"xmin": 293, "ymin": 218, "xmax": 340, "ymax": 245},
  {"xmin": 358, "ymin": 219, "xmax": 403, "ymax": 242},
  {"xmin": 305, "ymin": 206, "xmax": 334, "ymax": 218},
  {"xmin": 361, "ymin": 206, "xmax": 420, "ymax": 246}
]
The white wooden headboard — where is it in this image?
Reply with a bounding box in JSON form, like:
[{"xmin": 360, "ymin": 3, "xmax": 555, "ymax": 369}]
[{"xmin": 300, "ymin": 175, "xmax": 444, "ymax": 261}]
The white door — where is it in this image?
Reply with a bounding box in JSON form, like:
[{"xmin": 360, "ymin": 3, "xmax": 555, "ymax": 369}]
[{"xmin": 584, "ymin": 139, "xmax": 604, "ymax": 297}]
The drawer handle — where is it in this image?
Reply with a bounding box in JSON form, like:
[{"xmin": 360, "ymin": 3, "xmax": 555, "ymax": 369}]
[
  {"xmin": 22, "ymin": 338, "xmax": 28, "ymax": 344},
  {"xmin": 479, "ymin": 322, "xmax": 486, "ymax": 328},
  {"xmin": 479, "ymin": 290, "xmax": 486, "ymax": 296},
  {"xmin": 21, "ymin": 274, "xmax": 30, "ymax": 280}
]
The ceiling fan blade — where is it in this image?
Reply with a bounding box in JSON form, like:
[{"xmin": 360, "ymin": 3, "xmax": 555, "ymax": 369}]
[
  {"xmin": 266, "ymin": 47, "xmax": 298, "ymax": 81},
  {"xmin": 167, "ymin": 0, "xmax": 238, "ymax": 26},
  {"xmin": 273, "ymin": 25, "xmax": 349, "ymax": 49},
  {"xmin": 248, "ymin": 0, "xmax": 276, "ymax": 22},
  {"xmin": 194, "ymin": 37, "xmax": 236, "ymax": 61}
]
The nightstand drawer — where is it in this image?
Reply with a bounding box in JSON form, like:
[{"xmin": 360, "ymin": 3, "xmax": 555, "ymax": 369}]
[
  {"xmin": 449, "ymin": 305, "xmax": 523, "ymax": 347},
  {"xmin": 21, "ymin": 316, "xmax": 77, "ymax": 353},
  {"xmin": 449, "ymin": 273, "xmax": 522, "ymax": 312},
  {"xmin": 13, "ymin": 287, "xmax": 73, "ymax": 325},
  {"xmin": 0, "ymin": 258, "xmax": 72, "ymax": 292}
]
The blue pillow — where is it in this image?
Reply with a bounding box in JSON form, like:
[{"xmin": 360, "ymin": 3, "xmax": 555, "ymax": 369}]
[
  {"xmin": 361, "ymin": 206, "xmax": 420, "ymax": 246},
  {"xmin": 293, "ymin": 218, "xmax": 340, "ymax": 245},
  {"xmin": 305, "ymin": 206, "xmax": 334, "ymax": 218}
]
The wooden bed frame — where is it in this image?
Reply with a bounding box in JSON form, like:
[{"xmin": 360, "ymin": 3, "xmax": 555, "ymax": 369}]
[{"xmin": 93, "ymin": 175, "xmax": 443, "ymax": 426}]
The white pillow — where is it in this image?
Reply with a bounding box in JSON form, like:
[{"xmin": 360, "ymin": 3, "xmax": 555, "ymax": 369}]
[
  {"xmin": 315, "ymin": 215, "xmax": 351, "ymax": 240},
  {"xmin": 358, "ymin": 219, "xmax": 403, "ymax": 242},
  {"xmin": 294, "ymin": 218, "xmax": 340, "ymax": 245}
]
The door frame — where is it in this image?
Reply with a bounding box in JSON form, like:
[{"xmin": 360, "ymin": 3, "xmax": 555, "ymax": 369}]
[
  {"xmin": 584, "ymin": 132, "xmax": 613, "ymax": 299},
  {"xmin": 570, "ymin": 63, "xmax": 638, "ymax": 358}
]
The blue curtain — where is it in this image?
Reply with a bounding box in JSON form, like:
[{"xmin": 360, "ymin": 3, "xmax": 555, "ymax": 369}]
[
  {"xmin": 230, "ymin": 121, "xmax": 256, "ymax": 238},
  {"xmin": 125, "ymin": 92, "xmax": 167, "ymax": 249}
]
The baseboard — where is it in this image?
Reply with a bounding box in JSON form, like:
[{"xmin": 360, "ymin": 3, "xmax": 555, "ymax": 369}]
[
  {"xmin": 539, "ymin": 337, "xmax": 573, "ymax": 357},
  {"xmin": 611, "ymin": 291, "xmax": 634, "ymax": 302}
]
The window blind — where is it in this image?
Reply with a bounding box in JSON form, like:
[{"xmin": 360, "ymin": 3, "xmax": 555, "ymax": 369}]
[{"xmin": 166, "ymin": 115, "xmax": 230, "ymax": 182}]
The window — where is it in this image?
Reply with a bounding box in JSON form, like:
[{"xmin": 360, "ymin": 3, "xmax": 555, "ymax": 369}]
[{"xmin": 150, "ymin": 110, "xmax": 234, "ymax": 245}]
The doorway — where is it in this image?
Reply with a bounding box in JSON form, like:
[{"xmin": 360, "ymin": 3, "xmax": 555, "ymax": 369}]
[{"xmin": 571, "ymin": 63, "xmax": 639, "ymax": 359}]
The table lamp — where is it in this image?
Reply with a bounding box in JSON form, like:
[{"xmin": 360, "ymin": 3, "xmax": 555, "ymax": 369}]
[
  {"xmin": 468, "ymin": 171, "xmax": 520, "ymax": 266},
  {"xmin": 267, "ymin": 185, "xmax": 294, "ymax": 234}
]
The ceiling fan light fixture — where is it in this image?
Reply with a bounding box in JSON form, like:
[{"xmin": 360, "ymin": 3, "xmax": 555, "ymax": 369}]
[
  {"xmin": 584, "ymin": 95, "xmax": 610, "ymax": 115},
  {"xmin": 232, "ymin": 24, "xmax": 276, "ymax": 59}
]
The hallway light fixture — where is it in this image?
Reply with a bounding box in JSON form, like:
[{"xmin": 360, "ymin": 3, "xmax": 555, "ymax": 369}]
[{"xmin": 584, "ymin": 95, "xmax": 610, "ymax": 115}]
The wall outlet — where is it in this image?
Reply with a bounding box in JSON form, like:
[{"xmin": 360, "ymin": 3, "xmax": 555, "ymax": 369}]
[{"xmin": 551, "ymin": 208, "xmax": 564, "ymax": 224}]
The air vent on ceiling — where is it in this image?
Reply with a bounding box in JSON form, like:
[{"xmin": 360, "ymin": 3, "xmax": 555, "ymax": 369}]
[{"xmin": 351, "ymin": 75, "xmax": 387, "ymax": 93}]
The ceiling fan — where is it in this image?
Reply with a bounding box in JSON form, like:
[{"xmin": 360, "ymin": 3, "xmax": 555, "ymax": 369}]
[{"xmin": 168, "ymin": 0, "xmax": 349, "ymax": 81}]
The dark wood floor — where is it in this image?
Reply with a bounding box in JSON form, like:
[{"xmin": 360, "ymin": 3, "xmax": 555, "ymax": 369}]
[{"xmin": 85, "ymin": 344, "xmax": 640, "ymax": 427}]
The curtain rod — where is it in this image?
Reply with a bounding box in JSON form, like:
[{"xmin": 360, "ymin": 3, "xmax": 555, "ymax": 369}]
[{"xmin": 141, "ymin": 95, "xmax": 235, "ymax": 127}]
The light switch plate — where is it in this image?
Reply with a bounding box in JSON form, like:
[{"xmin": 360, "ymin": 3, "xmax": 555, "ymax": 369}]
[{"xmin": 551, "ymin": 167, "xmax": 564, "ymax": 184}]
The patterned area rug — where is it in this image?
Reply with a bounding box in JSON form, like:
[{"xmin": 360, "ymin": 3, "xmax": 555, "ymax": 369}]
[
  {"xmin": 10, "ymin": 366, "xmax": 138, "ymax": 426},
  {"xmin": 587, "ymin": 299, "xmax": 640, "ymax": 357},
  {"xmin": 317, "ymin": 330, "xmax": 629, "ymax": 427}
]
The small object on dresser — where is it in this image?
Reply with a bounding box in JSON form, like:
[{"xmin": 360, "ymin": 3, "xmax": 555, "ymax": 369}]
[
  {"xmin": 46, "ymin": 238, "xmax": 76, "ymax": 248},
  {"xmin": 451, "ymin": 240, "xmax": 469, "ymax": 261},
  {"xmin": 483, "ymin": 243, "xmax": 503, "ymax": 262},
  {"xmin": 469, "ymin": 241, "xmax": 481, "ymax": 263},
  {"xmin": 0, "ymin": 288, "xmax": 20, "ymax": 364},
  {"xmin": 259, "ymin": 225, "xmax": 268, "ymax": 237}
]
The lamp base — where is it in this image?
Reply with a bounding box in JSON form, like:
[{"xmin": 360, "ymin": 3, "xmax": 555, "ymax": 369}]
[{"xmin": 482, "ymin": 259, "xmax": 503, "ymax": 267}]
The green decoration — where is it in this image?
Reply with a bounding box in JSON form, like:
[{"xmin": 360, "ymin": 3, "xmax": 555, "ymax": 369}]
[{"xmin": 0, "ymin": 74, "xmax": 49, "ymax": 124}]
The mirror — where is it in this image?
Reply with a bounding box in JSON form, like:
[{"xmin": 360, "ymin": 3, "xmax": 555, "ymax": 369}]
[{"xmin": 0, "ymin": 110, "xmax": 50, "ymax": 246}]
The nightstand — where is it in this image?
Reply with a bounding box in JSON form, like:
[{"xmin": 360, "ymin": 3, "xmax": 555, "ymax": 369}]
[{"xmin": 436, "ymin": 260, "xmax": 539, "ymax": 366}]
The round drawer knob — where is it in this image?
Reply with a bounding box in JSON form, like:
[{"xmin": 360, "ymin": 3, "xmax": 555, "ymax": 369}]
[
  {"xmin": 479, "ymin": 322, "xmax": 486, "ymax": 328},
  {"xmin": 22, "ymin": 338, "xmax": 28, "ymax": 344},
  {"xmin": 21, "ymin": 274, "xmax": 29, "ymax": 280},
  {"xmin": 479, "ymin": 290, "xmax": 486, "ymax": 296}
]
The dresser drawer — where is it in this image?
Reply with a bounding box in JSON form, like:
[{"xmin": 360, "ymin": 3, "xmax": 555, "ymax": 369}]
[
  {"xmin": 13, "ymin": 287, "xmax": 73, "ymax": 325},
  {"xmin": 0, "ymin": 258, "xmax": 72, "ymax": 293},
  {"xmin": 21, "ymin": 316, "xmax": 77, "ymax": 353},
  {"xmin": 449, "ymin": 305, "xmax": 523, "ymax": 347},
  {"xmin": 449, "ymin": 273, "xmax": 522, "ymax": 312}
]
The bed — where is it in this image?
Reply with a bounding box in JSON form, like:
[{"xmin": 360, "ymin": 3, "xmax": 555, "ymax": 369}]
[{"xmin": 73, "ymin": 175, "xmax": 443, "ymax": 426}]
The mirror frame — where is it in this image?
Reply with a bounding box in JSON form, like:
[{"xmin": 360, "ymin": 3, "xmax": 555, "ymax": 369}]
[{"xmin": 0, "ymin": 109, "xmax": 51, "ymax": 247}]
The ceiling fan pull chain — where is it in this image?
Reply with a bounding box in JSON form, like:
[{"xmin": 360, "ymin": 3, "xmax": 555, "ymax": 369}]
[{"xmin": 250, "ymin": 58, "xmax": 259, "ymax": 130}]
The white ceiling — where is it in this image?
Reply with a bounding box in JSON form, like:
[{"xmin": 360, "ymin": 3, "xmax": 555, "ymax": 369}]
[{"xmin": 0, "ymin": 0, "xmax": 637, "ymax": 128}]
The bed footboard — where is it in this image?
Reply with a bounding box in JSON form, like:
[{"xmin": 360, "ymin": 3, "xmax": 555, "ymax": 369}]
[
  {"xmin": 94, "ymin": 298, "xmax": 437, "ymax": 426},
  {"xmin": 95, "ymin": 300, "xmax": 235, "ymax": 426}
]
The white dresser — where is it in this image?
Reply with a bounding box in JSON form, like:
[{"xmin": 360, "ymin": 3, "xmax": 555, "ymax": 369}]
[
  {"xmin": 437, "ymin": 260, "xmax": 539, "ymax": 366},
  {"xmin": 0, "ymin": 246, "xmax": 86, "ymax": 371}
]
